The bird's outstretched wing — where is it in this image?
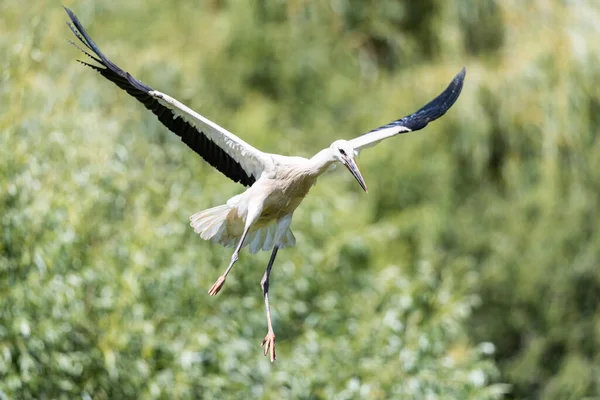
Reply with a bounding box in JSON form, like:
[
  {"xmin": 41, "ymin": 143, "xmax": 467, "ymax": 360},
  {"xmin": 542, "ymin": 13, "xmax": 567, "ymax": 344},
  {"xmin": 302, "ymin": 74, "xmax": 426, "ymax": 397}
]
[
  {"xmin": 349, "ymin": 68, "xmax": 466, "ymax": 152},
  {"xmin": 64, "ymin": 7, "xmax": 270, "ymax": 187}
]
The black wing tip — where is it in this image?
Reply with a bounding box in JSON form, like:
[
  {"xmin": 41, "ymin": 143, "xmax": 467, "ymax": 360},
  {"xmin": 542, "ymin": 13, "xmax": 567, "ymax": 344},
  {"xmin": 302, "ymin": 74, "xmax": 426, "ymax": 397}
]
[
  {"xmin": 64, "ymin": 6, "xmax": 154, "ymax": 93},
  {"xmin": 63, "ymin": 7, "xmax": 87, "ymax": 31},
  {"xmin": 453, "ymin": 66, "xmax": 467, "ymax": 90},
  {"xmin": 452, "ymin": 67, "xmax": 466, "ymax": 100},
  {"xmin": 418, "ymin": 66, "xmax": 467, "ymax": 119},
  {"xmin": 64, "ymin": 7, "xmax": 108, "ymax": 64},
  {"xmin": 439, "ymin": 66, "xmax": 467, "ymax": 110},
  {"xmin": 63, "ymin": 7, "xmax": 83, "ymax": 33},
  {"xmin": 392, "ymin": 67, "xmax": 467, "ymax": 132}
]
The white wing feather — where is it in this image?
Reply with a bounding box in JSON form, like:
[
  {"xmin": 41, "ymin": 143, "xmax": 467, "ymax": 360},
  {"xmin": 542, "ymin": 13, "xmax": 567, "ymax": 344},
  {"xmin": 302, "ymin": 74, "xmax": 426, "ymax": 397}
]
[
  {"xmin": 150, "ymin": 90, "xmax": 271, "ymax": 181},
  {"xmin": 349, "ymin": 125, "xmax": 412, "ymax": 153}
]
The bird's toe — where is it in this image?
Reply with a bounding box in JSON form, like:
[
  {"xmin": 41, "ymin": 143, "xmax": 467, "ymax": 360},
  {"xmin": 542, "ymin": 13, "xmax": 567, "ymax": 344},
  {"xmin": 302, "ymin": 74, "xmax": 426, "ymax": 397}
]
[
  {"xmin": 208, "ymin": 276, "xmax": 226, "ymax": 296},
  {"xmin": 261, "ymin": 332, "xmax": 276, "ymax": 362}
]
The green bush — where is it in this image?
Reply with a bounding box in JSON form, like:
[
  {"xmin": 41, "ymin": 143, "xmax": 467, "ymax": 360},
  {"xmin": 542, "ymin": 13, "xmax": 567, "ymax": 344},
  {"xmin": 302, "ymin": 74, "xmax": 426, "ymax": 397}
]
[{"xmin": 1, "ymin": 0, "xmax": 598, "ymax": 398}]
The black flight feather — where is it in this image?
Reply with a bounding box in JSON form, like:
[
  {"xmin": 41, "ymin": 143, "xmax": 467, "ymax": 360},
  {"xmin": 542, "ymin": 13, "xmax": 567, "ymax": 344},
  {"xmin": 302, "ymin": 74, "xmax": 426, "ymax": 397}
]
[{"xmin": 364, "ymin": 67, "xmax": 466, "ymax": 136}]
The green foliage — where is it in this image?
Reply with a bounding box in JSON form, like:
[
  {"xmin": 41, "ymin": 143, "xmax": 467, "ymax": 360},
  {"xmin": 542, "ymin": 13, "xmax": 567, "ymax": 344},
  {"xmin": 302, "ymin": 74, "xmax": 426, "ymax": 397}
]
[{"xmin": 1, "ymin": 0, "xmax": 598, "ymax": 398}]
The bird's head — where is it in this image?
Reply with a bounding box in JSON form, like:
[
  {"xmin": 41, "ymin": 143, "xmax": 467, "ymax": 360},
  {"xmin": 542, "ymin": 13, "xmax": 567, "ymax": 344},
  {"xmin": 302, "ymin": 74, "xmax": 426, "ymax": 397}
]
[{"xmin": 330, "ymin": 140, "xmax": 368, "ymax": 193}]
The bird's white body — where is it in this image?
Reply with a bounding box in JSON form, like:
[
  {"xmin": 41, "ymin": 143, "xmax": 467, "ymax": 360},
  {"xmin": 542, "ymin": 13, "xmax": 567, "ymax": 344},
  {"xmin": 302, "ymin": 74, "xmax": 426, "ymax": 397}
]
[
  {"xmin": 190, "ymin": 151, "xmax": 336, "ymax": 254},
  {"xmin": 64, "ymin": 6, "xmax": 465, "ymax": 362}
]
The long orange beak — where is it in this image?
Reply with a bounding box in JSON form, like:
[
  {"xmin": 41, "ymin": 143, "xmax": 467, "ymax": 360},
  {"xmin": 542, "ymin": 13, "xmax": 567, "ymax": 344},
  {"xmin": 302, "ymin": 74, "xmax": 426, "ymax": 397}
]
[{"xmin": 344, "ymin": 157, "xmax": 368, "ymax": 193}]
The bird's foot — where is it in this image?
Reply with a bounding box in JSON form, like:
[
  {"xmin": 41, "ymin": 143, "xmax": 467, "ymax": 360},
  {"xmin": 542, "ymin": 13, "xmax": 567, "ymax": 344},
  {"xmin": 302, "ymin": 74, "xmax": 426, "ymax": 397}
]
[
  {"xmin": 208, "ymin": 275, "xmax": 226, "ymax": 296},
  {"xmin": 261, "ymin": 332, "xmax": 276, "ymax": 362}
]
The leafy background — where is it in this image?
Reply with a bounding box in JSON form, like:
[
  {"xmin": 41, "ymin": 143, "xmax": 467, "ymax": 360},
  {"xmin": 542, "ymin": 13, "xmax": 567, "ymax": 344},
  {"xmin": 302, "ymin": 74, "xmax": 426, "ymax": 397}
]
[{"xmin": 1, "ymin": 0, "xmax": 599, "ymax": 398}]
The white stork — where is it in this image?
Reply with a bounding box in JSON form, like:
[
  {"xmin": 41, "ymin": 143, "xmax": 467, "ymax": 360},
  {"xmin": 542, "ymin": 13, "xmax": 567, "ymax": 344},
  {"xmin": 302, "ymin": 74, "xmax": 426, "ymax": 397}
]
[{"xmin": 64, "ymin": 7, "xmax": 465, "ymax": 362}]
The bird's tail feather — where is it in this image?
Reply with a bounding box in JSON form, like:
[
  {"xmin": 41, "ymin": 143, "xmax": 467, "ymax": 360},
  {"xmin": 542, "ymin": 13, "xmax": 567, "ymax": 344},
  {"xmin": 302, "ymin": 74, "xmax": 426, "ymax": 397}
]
[
  {"xmin": 189, "ymin": 205, "xmax": 296, "ymax": 253},
  {"xmin": 190, "ymin": 204, "xmax": 232, "ymax": 241}
]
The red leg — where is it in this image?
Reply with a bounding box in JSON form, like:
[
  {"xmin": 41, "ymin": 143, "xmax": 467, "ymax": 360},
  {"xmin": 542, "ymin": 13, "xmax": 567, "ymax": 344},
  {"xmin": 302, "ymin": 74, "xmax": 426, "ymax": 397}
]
[{"xmin": 260, "ymin": 245, "xmax": 279, "ymax": 362}]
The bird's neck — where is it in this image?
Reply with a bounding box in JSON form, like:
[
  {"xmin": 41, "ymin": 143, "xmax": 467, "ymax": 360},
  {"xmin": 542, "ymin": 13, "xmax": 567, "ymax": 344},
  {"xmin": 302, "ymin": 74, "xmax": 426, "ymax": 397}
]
[{"xmin": 307, "ymin": 148, "xmax": 337, "ymax": 177}]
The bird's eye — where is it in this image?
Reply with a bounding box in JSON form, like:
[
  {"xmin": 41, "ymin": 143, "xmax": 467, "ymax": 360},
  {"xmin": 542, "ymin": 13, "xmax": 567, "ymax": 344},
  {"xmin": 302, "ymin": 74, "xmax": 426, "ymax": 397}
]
[{"xmin": 339, "ymin": 149, "xmax": 346, "ymax": 156}]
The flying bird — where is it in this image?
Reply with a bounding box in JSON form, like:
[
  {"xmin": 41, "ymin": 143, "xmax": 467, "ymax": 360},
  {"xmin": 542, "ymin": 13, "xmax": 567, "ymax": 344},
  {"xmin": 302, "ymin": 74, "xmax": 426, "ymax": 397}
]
[{"xmin": 64, "ymin": 7, "xmax": 465, "ymax": 362}]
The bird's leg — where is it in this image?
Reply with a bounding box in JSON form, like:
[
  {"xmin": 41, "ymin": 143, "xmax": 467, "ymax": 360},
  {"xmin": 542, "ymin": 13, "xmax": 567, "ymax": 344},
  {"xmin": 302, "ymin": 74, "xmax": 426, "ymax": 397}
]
[
  {"xmin": 260, "ymin": 245, "xmax": 279, "ymax": 362},
  {"xmin": 208, "ymin": 203, "xmax": 263, "ymax": 296},
  {"xmin": 258, "ymin": 214, "xmax": 292, "ymax": 362},
  {"xmin": 208, "ymin": 225, "xmax": 251, "ymax": 296}
]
